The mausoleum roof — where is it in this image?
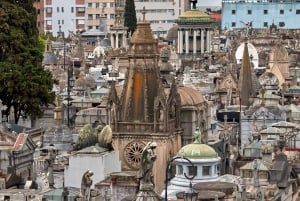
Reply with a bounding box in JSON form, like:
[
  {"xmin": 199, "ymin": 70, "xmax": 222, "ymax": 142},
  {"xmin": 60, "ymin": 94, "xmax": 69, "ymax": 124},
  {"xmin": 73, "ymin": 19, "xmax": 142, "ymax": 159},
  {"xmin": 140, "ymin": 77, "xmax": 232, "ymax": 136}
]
[{"xmin": 177, "ymin": 143, "xmax": 218, "ymax": 159}]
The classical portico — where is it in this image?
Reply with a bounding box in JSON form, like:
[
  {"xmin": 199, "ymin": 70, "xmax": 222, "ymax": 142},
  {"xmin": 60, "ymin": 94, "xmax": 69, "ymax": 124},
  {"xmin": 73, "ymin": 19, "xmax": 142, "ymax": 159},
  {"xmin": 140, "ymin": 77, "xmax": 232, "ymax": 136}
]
[
  {"xmin": 108, "ymin": 2, "xmax": 128, "ymax": 49},
  {"xmin": 175, "ymin": 2, "xmax": 215, "ymax": 55}
]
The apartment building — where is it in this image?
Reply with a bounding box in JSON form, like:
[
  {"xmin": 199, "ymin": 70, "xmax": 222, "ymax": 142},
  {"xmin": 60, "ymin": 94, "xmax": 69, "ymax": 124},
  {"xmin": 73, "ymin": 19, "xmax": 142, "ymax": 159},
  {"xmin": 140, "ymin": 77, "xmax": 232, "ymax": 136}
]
[
  {"xmin": 34, "ymin": 0, "xmax": 86, "ymax": 37},
  {"xmin": 34, "ymin": 0, "xmax": 191, "ymax": 38},
  {"xmin": 222, "ymin": 0, "xmax": 300, "ymax": 30},
  {"xmin": 134, "ymin": 0, "xmax": 188, "ymax": 39}
]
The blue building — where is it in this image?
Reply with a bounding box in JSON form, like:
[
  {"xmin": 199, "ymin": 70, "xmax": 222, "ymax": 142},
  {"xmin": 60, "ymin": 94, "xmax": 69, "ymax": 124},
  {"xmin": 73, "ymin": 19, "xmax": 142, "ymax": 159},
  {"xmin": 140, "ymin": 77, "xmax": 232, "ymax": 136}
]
[{"xmin": 221, "ymin": 0, "xmax": 300, "ymax": 30}]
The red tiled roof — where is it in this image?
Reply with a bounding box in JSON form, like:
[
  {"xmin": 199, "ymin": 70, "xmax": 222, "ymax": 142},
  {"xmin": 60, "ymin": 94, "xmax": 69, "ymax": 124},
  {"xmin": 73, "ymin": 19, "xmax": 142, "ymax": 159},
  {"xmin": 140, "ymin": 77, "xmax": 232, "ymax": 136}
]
[{"xmin": 210, "ymin": 13, "xmax": 222, "ymax": 20}]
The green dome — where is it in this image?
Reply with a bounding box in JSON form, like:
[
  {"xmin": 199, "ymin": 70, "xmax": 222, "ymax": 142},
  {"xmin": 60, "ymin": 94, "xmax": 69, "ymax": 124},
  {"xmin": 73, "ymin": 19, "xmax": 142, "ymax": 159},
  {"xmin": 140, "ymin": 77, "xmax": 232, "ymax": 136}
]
[{"xmin": 177, "ymin": 143, "xmax": 218, "ymax": 159}]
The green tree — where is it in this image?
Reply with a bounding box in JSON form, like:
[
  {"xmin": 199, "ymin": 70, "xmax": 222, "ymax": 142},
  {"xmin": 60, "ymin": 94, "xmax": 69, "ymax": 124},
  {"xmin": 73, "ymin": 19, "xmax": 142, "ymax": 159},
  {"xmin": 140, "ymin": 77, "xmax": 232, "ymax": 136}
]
[
  {"xmin": 124, "ymin": 0, "xmax": 137, "ymax": 36},
  {"xmin": 0, "ymin": 1, "xmax": 57, "ymax": 124}
]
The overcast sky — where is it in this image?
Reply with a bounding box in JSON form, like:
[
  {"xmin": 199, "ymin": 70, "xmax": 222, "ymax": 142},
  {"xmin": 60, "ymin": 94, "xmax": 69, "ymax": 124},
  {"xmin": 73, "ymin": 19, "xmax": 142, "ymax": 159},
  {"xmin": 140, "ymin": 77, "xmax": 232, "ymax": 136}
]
[{"xmin": 197, "ymin": 0, "xmax": 222, "ymax": 6}]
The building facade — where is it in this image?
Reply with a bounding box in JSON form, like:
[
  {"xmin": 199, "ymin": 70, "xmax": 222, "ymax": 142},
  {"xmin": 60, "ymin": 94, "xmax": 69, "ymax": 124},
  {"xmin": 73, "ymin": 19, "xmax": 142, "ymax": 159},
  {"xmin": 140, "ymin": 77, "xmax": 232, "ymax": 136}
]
[
  {"xmin": 222, "ymin": 0, "xmax": 300, "ymax": 30},
  {"xmin": 135, "ymin": 0, "xmax": 188, "ymax": 39}
]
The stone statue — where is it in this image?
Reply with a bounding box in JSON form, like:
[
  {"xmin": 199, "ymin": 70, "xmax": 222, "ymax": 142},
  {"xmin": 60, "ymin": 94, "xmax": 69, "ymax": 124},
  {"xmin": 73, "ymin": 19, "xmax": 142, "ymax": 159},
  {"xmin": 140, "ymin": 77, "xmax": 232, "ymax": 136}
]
[
  {"xmin": 81, "ymin": 170, "xmax": 94, "ymax": 201},
  {"xmin": 194, "ymin": 127, "xmax": 202, "ymax": 143},
  {"xmin": 138, "ymin": 142, "xmax": 157, "ymax": 189}
]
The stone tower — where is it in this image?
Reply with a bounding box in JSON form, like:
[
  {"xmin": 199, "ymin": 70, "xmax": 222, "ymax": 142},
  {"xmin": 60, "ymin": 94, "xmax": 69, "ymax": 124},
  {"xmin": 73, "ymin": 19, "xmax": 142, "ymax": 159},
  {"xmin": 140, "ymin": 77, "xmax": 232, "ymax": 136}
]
[{"xmin": 107, "ymin": 8, "xmax": 182, "ymax": 193}]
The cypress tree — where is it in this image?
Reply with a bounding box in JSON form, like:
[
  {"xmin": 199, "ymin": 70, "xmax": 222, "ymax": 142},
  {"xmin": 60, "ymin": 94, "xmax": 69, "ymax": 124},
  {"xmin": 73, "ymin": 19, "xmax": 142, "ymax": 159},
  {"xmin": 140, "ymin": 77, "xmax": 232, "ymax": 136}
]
[{"xmin": 124, "ymin": 0, "xmax": 137, "ymax": 36}]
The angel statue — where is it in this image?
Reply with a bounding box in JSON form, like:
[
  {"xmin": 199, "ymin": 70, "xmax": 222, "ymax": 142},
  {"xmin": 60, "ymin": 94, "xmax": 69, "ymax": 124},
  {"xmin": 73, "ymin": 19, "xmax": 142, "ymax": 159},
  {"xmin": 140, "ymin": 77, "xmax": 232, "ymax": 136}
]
[
  {"xmin": 81, "ymin": 170, "xmax": 94, "ymax": 201},
  {"xmin": 138, "ymin": 142, "xmax": 157, "ymax": 189},
  {"xmin": 97, "ymin": 125, "xmax": 113, "ymax": 150}
]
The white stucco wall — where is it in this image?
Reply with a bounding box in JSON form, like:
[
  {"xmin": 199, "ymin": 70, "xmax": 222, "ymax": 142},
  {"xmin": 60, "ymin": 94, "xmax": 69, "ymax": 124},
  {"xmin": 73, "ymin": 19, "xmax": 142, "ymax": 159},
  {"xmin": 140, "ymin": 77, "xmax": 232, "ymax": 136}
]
[{"xmin": 64, "ymin": 150, "xmax": 121, "ymax": 188}]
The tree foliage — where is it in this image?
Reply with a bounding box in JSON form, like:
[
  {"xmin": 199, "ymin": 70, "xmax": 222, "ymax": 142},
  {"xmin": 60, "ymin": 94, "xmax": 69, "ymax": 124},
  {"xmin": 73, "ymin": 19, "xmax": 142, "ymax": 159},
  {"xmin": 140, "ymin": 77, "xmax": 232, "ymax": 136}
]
[
  {"xmin": 124, "ymin": 0, "xmax": 137, "ymax": 36},
  {"xmin": 74, "ymin": 124, "xmax": 98, "ymax": 150},
  {"xmin": 0, "ymin": 1, "xmax": 57, "ymax": 124}
]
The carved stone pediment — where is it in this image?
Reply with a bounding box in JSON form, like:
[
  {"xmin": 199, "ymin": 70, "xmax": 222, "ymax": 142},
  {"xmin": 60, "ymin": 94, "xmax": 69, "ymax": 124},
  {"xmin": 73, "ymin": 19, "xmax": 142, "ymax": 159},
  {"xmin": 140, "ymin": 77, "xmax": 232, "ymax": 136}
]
[{"xmin": 218, "ymin": 73, "xmax": 238, "ymax": 91}]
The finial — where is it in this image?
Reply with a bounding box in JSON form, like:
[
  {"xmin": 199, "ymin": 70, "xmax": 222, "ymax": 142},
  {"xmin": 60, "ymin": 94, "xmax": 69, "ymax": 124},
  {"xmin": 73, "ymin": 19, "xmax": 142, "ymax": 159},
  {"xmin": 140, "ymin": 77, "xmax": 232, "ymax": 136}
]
[{"xmin": 142, "ymin": 6, "xmax": 146, "ymax": 21}]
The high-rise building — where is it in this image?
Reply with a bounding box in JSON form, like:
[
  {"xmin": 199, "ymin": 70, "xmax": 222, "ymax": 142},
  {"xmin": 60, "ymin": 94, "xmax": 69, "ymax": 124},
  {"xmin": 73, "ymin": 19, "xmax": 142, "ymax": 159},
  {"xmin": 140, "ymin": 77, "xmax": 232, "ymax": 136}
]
[
  {"xmin": 222, "ymin": 0, "xmax": 300, "ymax": 30},
  {"xmin": 134, "ymin": 0, "xmax": 188, "ymax": 39},
  {"xmin": 34, "ymin": 0, "xmax": 86, "ymax": 37}
]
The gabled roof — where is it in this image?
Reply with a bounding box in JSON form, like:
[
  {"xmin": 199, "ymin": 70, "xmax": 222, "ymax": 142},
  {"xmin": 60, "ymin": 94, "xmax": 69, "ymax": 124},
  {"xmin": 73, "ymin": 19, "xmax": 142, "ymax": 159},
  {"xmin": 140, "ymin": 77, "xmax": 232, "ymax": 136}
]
[{"xmin": 12, "ymin": 133, "xmax": 36, "ymax": 152}]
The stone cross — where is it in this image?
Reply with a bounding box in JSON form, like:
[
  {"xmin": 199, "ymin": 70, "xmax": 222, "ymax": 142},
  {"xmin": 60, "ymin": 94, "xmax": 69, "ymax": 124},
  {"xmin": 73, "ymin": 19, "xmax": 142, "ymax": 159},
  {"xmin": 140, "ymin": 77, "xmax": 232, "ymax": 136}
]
[{"xmin": 142, "ymin": 6, "xmax": 146, "ymax": 21}]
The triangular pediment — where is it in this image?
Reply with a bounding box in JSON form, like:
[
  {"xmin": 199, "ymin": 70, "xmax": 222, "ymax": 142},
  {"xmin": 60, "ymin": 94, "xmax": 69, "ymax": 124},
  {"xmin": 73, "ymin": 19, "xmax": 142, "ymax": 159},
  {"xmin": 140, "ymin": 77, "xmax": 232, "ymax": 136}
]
[
  {"xmin": 12, "ymin": 133, "xmax": 36, "ymax": 152},
  {"xmin": 218, "ymin": 73, "xmax": 238, "ymax": 91}
]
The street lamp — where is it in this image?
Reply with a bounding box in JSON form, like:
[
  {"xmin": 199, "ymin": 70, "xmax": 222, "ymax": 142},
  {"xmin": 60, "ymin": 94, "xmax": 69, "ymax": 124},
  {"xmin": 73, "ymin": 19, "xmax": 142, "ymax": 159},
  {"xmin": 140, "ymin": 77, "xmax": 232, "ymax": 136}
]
[{"xmin": 165, "ymin": 156, "xmax": 198, "ymax": 201}]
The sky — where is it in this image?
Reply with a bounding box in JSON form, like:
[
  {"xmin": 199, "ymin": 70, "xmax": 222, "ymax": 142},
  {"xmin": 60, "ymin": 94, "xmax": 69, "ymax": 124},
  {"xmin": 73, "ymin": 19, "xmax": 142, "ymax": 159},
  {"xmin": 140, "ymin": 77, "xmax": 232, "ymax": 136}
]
[{"xmin": 197, "ymin": 0, "xmax": 222, "ymax": 6}]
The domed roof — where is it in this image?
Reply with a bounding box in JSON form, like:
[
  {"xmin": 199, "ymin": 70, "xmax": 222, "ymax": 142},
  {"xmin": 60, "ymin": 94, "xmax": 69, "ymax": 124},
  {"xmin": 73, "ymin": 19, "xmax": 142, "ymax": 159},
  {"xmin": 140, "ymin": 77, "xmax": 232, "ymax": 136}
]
[
  {"xmin": 166, "ymin": 24, "xmax": 178, "ymax": 41},
  {"xmin": 42, "ymin": 52, "xmax": 58, "ymax": 65},
  {"xmin": 177, "ymin": 128, "xmax": 218, "ymax": 159},
  {"xmin": 179, "ymin": 10, "xmax": 211, "ymax": 22},
  {"xmin": 178, "ymin": 143, "xmax": 218, "ymax": 159},
  {"xmin": 177, "ymin": 86, "xmax": 206, "ymax": 106},
  {"xmin": 100, "ymin": 38, "xmax": 111, "ymax": 47}
]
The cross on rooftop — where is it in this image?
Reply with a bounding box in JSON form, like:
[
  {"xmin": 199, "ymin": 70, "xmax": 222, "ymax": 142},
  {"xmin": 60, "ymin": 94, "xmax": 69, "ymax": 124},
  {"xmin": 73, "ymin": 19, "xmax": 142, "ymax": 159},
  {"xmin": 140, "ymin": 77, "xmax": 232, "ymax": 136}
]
[{"xmin": 142, "ymin": 6, "xmax": 146, "ymax": 21}]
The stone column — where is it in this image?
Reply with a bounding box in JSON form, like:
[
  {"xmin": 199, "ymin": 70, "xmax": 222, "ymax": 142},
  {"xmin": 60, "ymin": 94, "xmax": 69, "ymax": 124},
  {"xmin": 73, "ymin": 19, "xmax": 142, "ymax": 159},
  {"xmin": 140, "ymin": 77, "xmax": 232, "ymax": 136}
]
[
  {"xmin": 122, "ymin": 31, "xmax": 127, "ymax": 47},
  {"xmin": 110, "ymin": 33, "xmax": 115, "ymax": 49},
  {"xmin": 185, "ymin": 30, "xmax": 189, "ymax": 54},
  {"xmin": 179, "ymin": 30, "xmax": 183, "ymax": 54},
  {"xmin": 201, "ymin": 29, "xmax": 204, "ymax": 54},
  {"xmin": 116, "ymin": 32, "xmax": 119, "ymax": 49},
  {"xmin": 206, "ymin": 30, "xmax": 210, "ymax": 53},
  {"xmin": 193, "ymin": 29, "xmax": 197, "ymax": 54}
]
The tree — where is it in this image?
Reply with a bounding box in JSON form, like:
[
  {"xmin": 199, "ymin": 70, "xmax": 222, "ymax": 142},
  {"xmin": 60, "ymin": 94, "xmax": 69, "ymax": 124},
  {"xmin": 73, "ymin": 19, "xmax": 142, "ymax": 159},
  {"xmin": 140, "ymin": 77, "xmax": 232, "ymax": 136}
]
[
  {"xmin": 0, "ymin": 1, "xmax": 57, "ymax": 124},
  {"xmin": 124, "ymin": 0, "xmax": 137, "ymax": 36}
]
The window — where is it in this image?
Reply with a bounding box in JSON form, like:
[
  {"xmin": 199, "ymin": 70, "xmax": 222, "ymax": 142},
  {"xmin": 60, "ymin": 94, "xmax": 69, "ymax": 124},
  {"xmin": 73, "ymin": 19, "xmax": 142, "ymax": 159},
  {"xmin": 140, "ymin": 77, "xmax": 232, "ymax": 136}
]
[
  {"xmin": 88, "ymin": 3, "xmax": 92, "ymax": 7},
  {"xmin": 61, "ymin": 7, "xmax": 64, "ymax": 12},
  {"xmin": 77, "ymin": 7, "xmax": 85, "ymax": 12},
  {"xmin": 110, "ymin": 14, "xmax": 114, "ymax": 19},
  {"xmin": 296, "ymin": 9, "xmax": 300, "ymax": 14},
  {"xmin": 96, "ymin": 14, "xmax": 100, "ymax": 19},
  {"xmin": 264, "ymin": 22, "xmax": 268, "ymax": 27},
  {"xmin": 264, "ymin": 10, "xmax": 268, "ymax": 14},
  {"xmin": 248, "ymin": 10, "xmax": 252, "ymax": 14},
  {"xmin": 46, "ymin": 7, "xmax": 52, "ymax": 13},
  {"xmin": 77, "ymin": 19, "xmax": 85, "ymax": 24},
  {"xmin": 177, "ymin": 165, "xmax": 183, "ymax": 175},
  {"xmin": 37, "ymin": 9, "xmax": 40, "ymax": 14},
  {"xmin": 103, "ymin": 3, "xmax": 107, "ymax": 7},
  {"xmin": 88, "ymin": 14, "xmax": 93, "ymax": 20},
  {"xmin": 280, "ymin": 9, "xmax": 284, "ymax": 14},
  {"xmin": 62, "ymin": 20, "xmax": 64, "ymax": 25},
  {"xmin": 57, "ymin": 7, "xmax": 59, "ymax": 12},
  {"xmin": 279, "ymin": 21, "xmax": 285, "ymax": 27},
  {"xmin": 71, "ymin": 7, "xmax": 74, "ymax": 13},
  {"xmin": 202, "ymin": 166, "xmax": 211, "ymax": 176},
  {"xmin": 232, "ymin": 10, "xmax": 236, "ymax": 14},
  {"xmin": 58, "ymin": 20, "xmax": 60, "ymax": 24},
  {"xmin": 231, "ymin": 22, "xmax": 236, "ymax": 27},
  {"xmin": 96, "ymin": 3, "xmax": 99, "ymax": 8},
  {"xmin": 88, "ymin": 26, "xmax": 93, "ymax": 30},
  {"xmin": 188, "ymin": 166, "xmax": 197, "ymax": 177},
  {"xmin": 46, "ymin": 20, "xmax": 52, "ymax": 25}
]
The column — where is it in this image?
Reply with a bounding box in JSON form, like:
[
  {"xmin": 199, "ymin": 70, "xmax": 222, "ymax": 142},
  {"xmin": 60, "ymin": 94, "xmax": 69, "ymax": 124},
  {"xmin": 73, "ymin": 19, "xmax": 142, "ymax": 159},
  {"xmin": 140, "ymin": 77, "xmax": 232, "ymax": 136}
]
[
  {"xmin": 110, "ymin": 33, "xmax": 115, "ymax": 49},
  {"xmin": 179, "ymin": 30, "xmax": 183, "ymax": 54},
  {"xmin": 193, "ymin": 29, "xmax": 197, "ymax": 54},
  {"xmin": 116, "ymin": 32, "xmax": 119, "ymax": 49},
  {"xmin": 177, "ymin": 29, "xmax": 181, "ymax": 54},
  {"xmin": 201, "ymin": 29, "xmax": 204, "ymax": 54},
  {"xmin": 206, "ymin": 30, "xmax": 210, "ymax": 53},
  {"xmin": 123, "ymin": 31, "xmax": 127, "ymax": 47},
  {"xmin": 185, "ymin": 30, "xmax": 189, "ymax": 54}
]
